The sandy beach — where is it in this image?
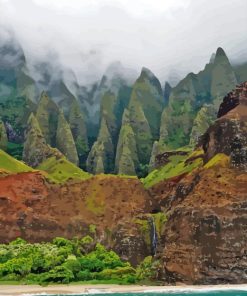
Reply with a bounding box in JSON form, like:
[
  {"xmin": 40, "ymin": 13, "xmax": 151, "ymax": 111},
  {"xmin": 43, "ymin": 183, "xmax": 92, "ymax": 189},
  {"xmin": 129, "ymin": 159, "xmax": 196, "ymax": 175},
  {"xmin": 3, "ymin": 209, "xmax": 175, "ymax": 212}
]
[{"xmin": 1, "ymin": 284, "xmax": 247, "ymax": 296}]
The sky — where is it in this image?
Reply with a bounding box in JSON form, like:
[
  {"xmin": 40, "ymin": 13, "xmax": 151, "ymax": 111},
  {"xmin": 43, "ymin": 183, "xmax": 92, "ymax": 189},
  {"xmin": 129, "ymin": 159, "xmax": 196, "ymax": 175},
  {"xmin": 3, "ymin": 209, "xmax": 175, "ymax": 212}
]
[{"xmin": 0, "ymin": 0, "xmax": 247, "ymax": 85}]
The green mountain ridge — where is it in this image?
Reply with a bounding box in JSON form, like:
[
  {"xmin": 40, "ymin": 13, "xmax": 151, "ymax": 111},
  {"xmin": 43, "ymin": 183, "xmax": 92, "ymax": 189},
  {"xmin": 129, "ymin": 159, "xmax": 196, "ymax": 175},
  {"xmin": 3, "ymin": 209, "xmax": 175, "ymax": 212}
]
[{"xmin": 0, "ymin": 42, "xmax": 246, "ymax": 178}]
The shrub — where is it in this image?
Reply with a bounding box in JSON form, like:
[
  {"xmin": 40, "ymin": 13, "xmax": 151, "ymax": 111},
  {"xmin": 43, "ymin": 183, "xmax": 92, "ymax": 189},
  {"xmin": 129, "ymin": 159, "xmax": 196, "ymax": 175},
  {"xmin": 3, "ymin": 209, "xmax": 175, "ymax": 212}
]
[
  {"xmin": 63, "ymin": 259, "xmax": 81, "ymax": 276},
  {"xmin": 40, "ymin": 266, "xmax": 74, "ymax": 284},
  {"xmin": 77, "ymin": 270, "xmax": 94, "ymax": 281}
]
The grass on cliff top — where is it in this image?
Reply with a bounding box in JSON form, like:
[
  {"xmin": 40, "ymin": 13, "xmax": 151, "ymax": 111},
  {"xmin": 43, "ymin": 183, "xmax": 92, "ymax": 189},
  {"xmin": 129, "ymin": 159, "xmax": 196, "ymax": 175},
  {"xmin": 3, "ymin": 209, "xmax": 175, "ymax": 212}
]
[
  {"xmin": 204, "ymin": 153, "xmax": 230, "ymax": 169},
  {"xmin": 0, "ymin": 149, "xmax": 33, "ymax": 174},
  {"xmin": 38, "ymin": 156, "xmax": 92, "ymax": 183},
  {"xmin": 142, "ymin": 149, "xmax": 204, "ymax": 188}
]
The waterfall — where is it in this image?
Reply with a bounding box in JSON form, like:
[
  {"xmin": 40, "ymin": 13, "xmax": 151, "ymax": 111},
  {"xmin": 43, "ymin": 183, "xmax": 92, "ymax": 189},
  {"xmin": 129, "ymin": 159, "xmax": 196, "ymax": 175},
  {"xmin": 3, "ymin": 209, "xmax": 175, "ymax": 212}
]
[{"xmin": 149, "ymin": 216, "xmax": 158, "ymax": 255}]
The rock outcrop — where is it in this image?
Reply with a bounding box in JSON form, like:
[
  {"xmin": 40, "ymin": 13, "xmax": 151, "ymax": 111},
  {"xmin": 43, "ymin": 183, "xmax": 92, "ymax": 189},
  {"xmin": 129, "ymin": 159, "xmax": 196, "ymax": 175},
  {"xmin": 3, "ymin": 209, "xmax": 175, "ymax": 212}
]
[
  {"xmin": 190, "ymin": 104, "xmax": 215, "ymax": 146},
  {"xmin": 155, "ymin": 162, "xmax": 247, "ymax": 284},
  {"xmin": 202, "ymin": 82, "xmax": 247, "ymax": 171},
  {"xmin": 22, "ymin": 113, "xmax": 61, "ymax": 167}
]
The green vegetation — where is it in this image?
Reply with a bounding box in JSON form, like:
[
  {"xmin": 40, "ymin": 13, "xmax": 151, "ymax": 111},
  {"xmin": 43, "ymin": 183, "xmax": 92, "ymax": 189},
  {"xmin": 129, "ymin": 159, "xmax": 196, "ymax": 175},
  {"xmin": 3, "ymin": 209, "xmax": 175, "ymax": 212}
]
[
  {"xmin": 0, "ymin": 149, "xmax": 33, "ymax": 173},
  {"xmin": 204, "ymin": 153, "xmax": 230, "ymax": 169},
  {"xmin": 0, "ymin": 237, "xmax": 151, "ymax": 285},
  {"xmin": 38, "ymin": 156, "xmax": 91, "ymax": 183},
  {"xmin": 0, "ymin": 94, "xmax": 35, "ymax": 139},
  {"xmin": 143, "ymin": 150, "xmax": 204, "ymax": 188},
  {"xmin": 152, "ymin": 212, "xmax": 167, "ymax": 238},
  {"xmin": 6, "ymin": 142, "xmax": 23, "ymax": 160},
  {"xmin": 136, "ymin": 256, "xmax": 159, "ymax": 281},
  {"xmin": 134, "ymin": 213, "xmax": 167, "ymax": 247}
]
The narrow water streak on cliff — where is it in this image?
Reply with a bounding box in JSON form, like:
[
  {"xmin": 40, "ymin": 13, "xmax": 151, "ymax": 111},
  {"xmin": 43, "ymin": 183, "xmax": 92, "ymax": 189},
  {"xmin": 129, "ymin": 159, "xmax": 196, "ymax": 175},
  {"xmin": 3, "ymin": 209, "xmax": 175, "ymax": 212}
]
[{"xmin": 149, "ymin": 216, "xmax": 158, "ymax": 255}]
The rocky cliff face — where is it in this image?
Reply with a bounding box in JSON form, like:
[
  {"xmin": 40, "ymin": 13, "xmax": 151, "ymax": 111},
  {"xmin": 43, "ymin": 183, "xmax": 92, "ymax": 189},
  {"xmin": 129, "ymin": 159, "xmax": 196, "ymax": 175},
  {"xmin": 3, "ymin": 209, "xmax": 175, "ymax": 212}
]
[
  {"xmin": 152, "ymin": 82, "xmax": 247, "ymax": 284},
  {"xmin": 154, "ymin": 162, "xmax": 247, "ymax": 284}
]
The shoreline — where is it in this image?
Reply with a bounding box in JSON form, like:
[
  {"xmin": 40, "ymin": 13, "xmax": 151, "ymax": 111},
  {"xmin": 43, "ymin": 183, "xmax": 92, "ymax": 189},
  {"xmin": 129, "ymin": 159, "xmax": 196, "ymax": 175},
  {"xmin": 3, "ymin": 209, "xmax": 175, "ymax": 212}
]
[{"xmin": 1, "ymin": 284, "xmax": 247, "ymax": 296}]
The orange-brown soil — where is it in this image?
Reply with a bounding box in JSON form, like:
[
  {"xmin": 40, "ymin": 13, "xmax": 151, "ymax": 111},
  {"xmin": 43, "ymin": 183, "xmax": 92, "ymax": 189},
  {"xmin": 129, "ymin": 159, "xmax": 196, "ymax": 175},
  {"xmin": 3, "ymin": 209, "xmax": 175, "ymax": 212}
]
[{"xmin": 0, "ymin": 173, "xmax": 153, "ymax": 264}]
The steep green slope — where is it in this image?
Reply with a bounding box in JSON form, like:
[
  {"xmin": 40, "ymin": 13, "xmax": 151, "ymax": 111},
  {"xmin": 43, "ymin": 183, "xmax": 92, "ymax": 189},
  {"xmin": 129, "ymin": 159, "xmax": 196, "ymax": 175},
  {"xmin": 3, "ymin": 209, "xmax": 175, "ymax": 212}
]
[
  {"xmin": 38, "ymin": 156, "xmax": 91, "ymax": 183},
  {"xmin": 0, "ymin": 149, "xmax": 33, "ymax": 173},
  {"xmin": 142, "ymin": 150, "xmax": 204, "ymax": 188}
]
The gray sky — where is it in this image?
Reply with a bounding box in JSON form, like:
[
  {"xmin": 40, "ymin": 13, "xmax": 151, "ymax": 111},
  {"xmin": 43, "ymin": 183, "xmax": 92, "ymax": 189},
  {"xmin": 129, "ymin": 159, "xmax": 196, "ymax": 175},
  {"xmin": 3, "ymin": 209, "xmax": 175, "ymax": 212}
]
[{"xmin": 1, "ymin": 0, "xmax": 247, "ymax": 85}]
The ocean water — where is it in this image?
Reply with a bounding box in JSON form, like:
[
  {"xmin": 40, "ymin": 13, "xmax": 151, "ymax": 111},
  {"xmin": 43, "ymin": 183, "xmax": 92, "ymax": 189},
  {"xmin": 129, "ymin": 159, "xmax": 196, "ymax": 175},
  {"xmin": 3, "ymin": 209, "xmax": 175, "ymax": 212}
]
[{"xmin": 33, "ymin": 291, "xmax": 247, "ymax": 296}]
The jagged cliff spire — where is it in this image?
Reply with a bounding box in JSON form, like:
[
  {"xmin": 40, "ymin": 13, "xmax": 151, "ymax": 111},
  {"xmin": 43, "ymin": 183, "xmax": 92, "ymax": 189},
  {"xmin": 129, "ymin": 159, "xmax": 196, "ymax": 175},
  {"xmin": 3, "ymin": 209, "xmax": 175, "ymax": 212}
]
[
  {"xmin": 115, "ymin": 109, "xmax": 138, "ymax": 175},
  {"xmin": 56, "ymin": 110, "xmax": 79, "ymax": 166},
  {"xmin": 23, "ymin": 113, "xmax": 61, "ymax": 167},
  {"xmin": 68, "ymin": 99, "xmax": 89, "ymax": 167},
  {"xmin": 86, "ymin": 116, "xmax": 114, "ymax": 174},
  {"xmin": 36, "ymin": 91, "xmax": 59, "ymax": 146}
]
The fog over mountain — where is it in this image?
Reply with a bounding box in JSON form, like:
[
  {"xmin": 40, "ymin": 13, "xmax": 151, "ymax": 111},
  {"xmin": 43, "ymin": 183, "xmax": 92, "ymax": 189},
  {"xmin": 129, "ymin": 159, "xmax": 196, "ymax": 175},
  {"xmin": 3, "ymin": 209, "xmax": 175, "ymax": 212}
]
[{"xmin": 0, "ymin": 0, "xmax": 247, "ymax": 87}]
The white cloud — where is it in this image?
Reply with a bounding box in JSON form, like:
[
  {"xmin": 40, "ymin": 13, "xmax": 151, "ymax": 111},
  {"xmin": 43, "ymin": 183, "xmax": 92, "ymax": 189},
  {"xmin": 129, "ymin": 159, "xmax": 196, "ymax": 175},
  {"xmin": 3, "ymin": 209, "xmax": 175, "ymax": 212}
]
[{"xmin": 0, "ymin": 0, "xmax": 247, "ymax": 85}]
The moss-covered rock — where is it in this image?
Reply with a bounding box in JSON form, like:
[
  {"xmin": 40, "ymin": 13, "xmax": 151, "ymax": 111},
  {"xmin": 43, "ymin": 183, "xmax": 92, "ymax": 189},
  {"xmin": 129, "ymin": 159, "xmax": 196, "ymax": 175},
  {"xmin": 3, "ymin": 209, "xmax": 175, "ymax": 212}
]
[
  {"xmin": 115, "ymin": 109, "xmax": 138, "ymax": 175},
  {"xmin": 22, "ymin": 113, "xmax": 61, "ymax": 167},
  {"xmin": 130, "ymin": 68, "xmax": 163, "ymax": 139},
  {"xmin": 68, "ymin": 99, "xmax": 89, "ymax": 167},
  {"xmin": 36, "ymin": 91, "xmax": 59, "ymax": 146},
  {"xmin": 189, "ymin": 104, "xmax": 216, "ymax": 146},
  {"xmin": 128, "ymin": 95, "xmax": 152, "ymax": 168},
  {"xmin": 56, "ymin": 111, "xmax": 79, "ymax": 166},
  {"xmin": 86, "ymin": 117, "xmax": 114, "ymax": 174},
  {"xmin": 119, "ymin": 68, "xmax": 163, "ymax": 176}
]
